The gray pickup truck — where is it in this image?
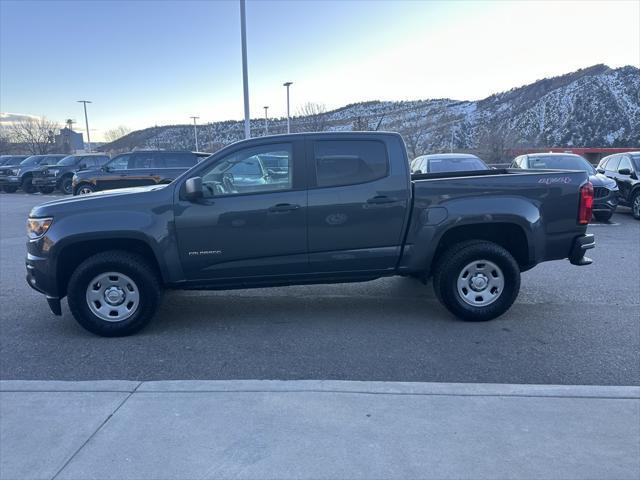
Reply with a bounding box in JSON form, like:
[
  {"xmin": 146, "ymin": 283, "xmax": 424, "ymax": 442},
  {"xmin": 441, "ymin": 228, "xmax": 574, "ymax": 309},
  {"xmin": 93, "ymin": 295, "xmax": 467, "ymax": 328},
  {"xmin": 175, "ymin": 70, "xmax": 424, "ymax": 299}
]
[{"xmin": 26, "ymin": 132, "xmax": 595, "ymax": 336}]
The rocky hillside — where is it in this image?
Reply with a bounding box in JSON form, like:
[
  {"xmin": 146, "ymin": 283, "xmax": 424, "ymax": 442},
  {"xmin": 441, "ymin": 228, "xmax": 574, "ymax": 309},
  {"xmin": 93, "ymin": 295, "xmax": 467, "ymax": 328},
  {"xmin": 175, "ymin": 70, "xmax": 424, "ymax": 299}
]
[{"xmin": 100, "ymin": 64, "xmax": 639, "ymax": 161}]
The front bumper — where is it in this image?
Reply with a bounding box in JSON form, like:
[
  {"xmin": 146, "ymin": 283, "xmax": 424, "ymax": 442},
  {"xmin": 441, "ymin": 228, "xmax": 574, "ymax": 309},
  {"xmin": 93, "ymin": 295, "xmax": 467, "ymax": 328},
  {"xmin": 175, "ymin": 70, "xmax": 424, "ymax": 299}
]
[
  {"xmin": 592, "ymin": 189, "xmax": 619, "ymax": 213},
  {"xmin": 0, "ymin": 176, "xmax": 20, "ymax": 186},
  {"xmin": 32, "ymin": 176, "xmax": 58, "ymax": 187},
  {"xmin": 26, "ymin": 250, "xmax": 61, "ymax": 315},
  {"xmin": 569, "ymin": 234, "xmax": 595, "ymax": 266}
]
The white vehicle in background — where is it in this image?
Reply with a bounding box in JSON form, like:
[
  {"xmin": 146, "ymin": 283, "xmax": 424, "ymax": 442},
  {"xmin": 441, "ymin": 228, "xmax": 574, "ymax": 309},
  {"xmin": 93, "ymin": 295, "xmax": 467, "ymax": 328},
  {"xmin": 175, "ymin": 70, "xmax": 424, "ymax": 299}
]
[{"xmin": 410, "ymin": 153, "xmax": 489, "ymax": 174}]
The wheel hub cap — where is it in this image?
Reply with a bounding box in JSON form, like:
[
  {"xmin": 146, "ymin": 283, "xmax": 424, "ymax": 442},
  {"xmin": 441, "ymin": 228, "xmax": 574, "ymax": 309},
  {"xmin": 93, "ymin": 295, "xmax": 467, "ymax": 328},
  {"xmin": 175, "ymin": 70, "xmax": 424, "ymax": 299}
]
[
  {"xmin": 456, "ymin": 260, "xmax": 504, "ymax": 307},
  {"xmin": 86, "ymin": 272, "xmax": 140, "ymax": 322},
  {"xmin": 470, "ymin": 273, "xmax": 489, "ymax": 291},
  {"xmin": 104, "ymin": 286, "xmax": 125, "ymax": 306}
]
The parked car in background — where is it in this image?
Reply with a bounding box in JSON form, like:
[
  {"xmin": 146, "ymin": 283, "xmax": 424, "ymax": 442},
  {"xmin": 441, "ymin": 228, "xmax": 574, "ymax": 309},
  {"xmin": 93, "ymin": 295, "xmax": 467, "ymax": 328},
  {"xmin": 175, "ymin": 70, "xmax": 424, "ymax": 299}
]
[
  {"xmin": 32, "ymin": 153, "xmax": 110, "ymax": 194},
  {"xmin": 511, "ymin": 152, "xmax": 619, "ymax": 222},
  {"xmin": 410, "ymin": 153, "xmax": 489, "ymax": 174},
  {"xmin": 0, "ymin": 154, "xmax": 66, "ymax": 193},
  {"xmin": 72, "ymin": 150, "xmax": 210, "ymax": 195},
  {"xmin": 0, "ymin": 155, "xmax": 29, "ymax": 167},
  {"xmin": 597, "ymin": 151, "xmax": 640, "ymax": 219}
]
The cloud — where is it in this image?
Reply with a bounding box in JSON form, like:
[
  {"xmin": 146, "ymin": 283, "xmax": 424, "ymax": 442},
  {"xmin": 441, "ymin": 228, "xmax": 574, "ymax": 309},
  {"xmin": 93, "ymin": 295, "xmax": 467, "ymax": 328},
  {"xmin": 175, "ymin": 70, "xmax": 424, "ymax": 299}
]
[{"xmin": 0, "ymin": 112, "xmax": 41, "ymax": 125}]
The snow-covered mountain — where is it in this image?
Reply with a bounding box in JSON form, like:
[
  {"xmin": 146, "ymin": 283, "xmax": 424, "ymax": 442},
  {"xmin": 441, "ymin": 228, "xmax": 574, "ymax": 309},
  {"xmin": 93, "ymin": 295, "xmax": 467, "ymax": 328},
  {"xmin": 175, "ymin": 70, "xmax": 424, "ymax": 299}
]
[{"xmin": 101, "ymin": 64, "xmax": 639, "ymax": 161}]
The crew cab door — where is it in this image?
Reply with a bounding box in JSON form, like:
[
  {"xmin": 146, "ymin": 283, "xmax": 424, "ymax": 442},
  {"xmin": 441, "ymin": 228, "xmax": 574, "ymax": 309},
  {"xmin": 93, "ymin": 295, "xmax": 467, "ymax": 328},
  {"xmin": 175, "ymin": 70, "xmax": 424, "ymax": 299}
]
[
  {"xmin": 174, "ymin": 139, "xmax": 308, "ymax": 281},
  {"xmin": 305, "ymin": 136, "xmax": 410, "ymax": 273}
]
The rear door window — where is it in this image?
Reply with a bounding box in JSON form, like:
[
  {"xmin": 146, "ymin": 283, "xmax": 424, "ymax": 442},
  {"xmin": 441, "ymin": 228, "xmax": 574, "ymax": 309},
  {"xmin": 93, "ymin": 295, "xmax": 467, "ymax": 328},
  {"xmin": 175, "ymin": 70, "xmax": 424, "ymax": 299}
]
[
  {"xmin": 131, "ymin": 152, "xmax": 156, "ymax": 169},
  {"xmin": 161, "ymin": 152, "xmax": 197, "ymax": 168},
  {"xmin": 313, "ymin": 140, "xmax": 388, "ymax": 188}
]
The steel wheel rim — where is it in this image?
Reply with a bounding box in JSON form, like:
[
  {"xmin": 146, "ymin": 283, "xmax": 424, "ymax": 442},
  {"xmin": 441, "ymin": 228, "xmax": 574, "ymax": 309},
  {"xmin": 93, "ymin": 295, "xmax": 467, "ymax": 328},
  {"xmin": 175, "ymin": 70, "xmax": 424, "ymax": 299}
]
[
  {"xmin": 86, "ymin": 272, "xmax": 140, "ymax": 322},
  {"xmin": 456, "ymin": 259, "xmax": 504, "ymax": 307},
  {"xmin": 634, "ymin": 195, "xmax": 640, "ymax": 217},
  {"xmin": 79, "ymin": 187, "xmax": 93, "ymax": 195}
]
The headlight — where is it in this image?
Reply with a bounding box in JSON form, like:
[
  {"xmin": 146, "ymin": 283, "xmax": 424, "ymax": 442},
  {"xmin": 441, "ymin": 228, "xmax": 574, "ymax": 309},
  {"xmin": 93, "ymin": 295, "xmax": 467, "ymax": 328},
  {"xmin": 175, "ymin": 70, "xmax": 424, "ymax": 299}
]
[
  {"xmin": 49, "ymin": 169, "xmax": 59, "ymax": 176},
  {"xmin": 27, "ymin": 217, "xmax": 53, "ymax": 239},
  {"xmin": 11, "ymin": 168, "xmax": 20, "ymax": 175}
]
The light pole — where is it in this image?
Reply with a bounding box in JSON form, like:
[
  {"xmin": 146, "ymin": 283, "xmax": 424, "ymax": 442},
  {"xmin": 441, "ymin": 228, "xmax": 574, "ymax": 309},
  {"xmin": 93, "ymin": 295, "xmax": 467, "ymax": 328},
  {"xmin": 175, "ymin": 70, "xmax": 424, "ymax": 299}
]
[
  {"xmin": 190, "ymin": 116, "xmax": 200, "ymax": 151},
  {"xmin": 240, "ymin": 0, "xmax": 250, "ymax": 138},
  {"xmin": 77, "ymin": 100, "xmax": 92, "ymax": 152},
  {"xmin": 283, "ymin": 82, "xmax": 292, "ymax": 133},
  {"xmin": 263, "ymin": 106, "xmax": 269, "ymax": 135}
]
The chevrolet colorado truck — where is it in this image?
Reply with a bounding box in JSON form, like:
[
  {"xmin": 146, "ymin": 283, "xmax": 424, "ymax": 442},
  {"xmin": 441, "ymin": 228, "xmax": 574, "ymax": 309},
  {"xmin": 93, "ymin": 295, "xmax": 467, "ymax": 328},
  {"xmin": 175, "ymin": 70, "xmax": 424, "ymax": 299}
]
[{"xmin": 26, "ymin": 132, "xmax": 595, "ymax": 336}]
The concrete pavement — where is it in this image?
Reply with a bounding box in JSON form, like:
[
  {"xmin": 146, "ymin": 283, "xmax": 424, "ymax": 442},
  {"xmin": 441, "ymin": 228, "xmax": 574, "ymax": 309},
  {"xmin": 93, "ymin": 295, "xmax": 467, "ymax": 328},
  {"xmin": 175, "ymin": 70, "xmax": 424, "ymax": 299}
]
[{"xmin": 1, "ymin": 380, "xmax": 638, "ymax": 480}]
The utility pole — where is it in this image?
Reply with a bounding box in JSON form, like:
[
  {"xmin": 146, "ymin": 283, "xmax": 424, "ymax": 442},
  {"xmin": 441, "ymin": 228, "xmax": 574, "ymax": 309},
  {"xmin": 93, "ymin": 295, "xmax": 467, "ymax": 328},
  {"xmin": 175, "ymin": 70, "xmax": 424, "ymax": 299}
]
[
  {"xmin": 263, "ymin": 106, "xmax": 269, "ymax": 135},
  {"xmin": 283, "ymin": 82, "xmax": 292, "ymax": 133},
  {"xmin": 77, "ymin": 100, "xmax": 92, "ymax": 152},
  {"xmin": 190, "ymin": 116, "xmax": 200, "ymax": 151},
  {"xmin": 240, "ymin": 0, "xmax": 250, "ymax": 138},
  {"xmin": 450, "ymin": 129, "xmax": 454, "ymax": 153}
]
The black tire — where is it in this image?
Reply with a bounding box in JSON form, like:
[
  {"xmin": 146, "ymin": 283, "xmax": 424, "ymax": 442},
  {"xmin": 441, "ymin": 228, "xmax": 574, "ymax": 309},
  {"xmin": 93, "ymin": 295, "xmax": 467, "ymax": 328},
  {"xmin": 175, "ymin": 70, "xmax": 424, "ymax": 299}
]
[
  {"xmin": 21, "ymin": 176, "xmax": 35, "ymax": 193},
  {"xmin": 432, "ymin": 241, "xmax": 520, "ymax": 322},
  {"xmin": 67, "ymin": 250, "xmax": 162, "ymax": 337},
  {"xmin": 1, "ymin": 185, "xmax": 18, "ymax": 193},
  {"xmin": 593, "ymin": 211, "xmax": 613, "ymax": 222},
  {"xmin": 37, "ymin": 186, "xmax": 55, "ymax": 194},
  {"xmin": 60, "ymin": 177, "xmax": 73, "ymax": 195},
  {"xmin": 74, "ymin": 183, "xmax": 95, "ymax": 195},
  {"xmin": 632, "ymin": 190, "xmax": 640, "ymax": 220}
]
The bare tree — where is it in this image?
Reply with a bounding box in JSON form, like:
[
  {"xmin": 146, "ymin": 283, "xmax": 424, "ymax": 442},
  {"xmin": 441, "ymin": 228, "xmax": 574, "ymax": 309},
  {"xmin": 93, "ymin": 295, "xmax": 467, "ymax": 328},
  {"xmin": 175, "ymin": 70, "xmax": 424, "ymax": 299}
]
[
  {"xmin": 476, "ymin": 122, "xmax": 521, "ymax": 163},
  {"xmin": 296, "ymin": 102, "xmax": 328, "ymax": 132},
  {"xmin": 9, "ymin": 117, "xmax": 59, "ymax": 154},
  {"xmin": 104, "ymin": 125, "xmax": 132, "ymax": 143},
  {"xmin": 0, "ymin": 127, "xmax": 14, "ymax": 154}
]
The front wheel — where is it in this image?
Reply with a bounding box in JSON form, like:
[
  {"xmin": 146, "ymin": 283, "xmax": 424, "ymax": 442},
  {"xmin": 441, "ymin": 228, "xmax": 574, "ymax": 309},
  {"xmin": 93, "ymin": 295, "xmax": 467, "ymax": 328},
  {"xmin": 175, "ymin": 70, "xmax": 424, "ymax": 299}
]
[
  {"xmin": 37, "ymin": 186, "xmax": 55, "ymax": 194},
  {"xmin": 60, "ymin": 177, "xmax": 73, "ymax": 195},
  {"xmin": 67, "ymin": 251, "xmax": 162, "ymax": 336},
  {"xmin": 432, "ymin": 241, "xmax": 520, "ymax": 322},
  {"xmin": 632, "ymin": 191, "xmax": 640, "ymax": 220},
  {"xmin": 75, "ymin": 183, "xmax": 95, "ymax": 195},
  {"xmin": 21, "ymin": 176, "xmax": 36, "ymax": 193}
]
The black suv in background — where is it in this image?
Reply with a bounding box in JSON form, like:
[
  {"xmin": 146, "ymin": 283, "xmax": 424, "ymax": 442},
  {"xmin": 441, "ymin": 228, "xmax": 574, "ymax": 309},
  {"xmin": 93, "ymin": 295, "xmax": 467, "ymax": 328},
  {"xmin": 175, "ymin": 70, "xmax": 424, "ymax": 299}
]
[
  {"xmin": 72, "ymin": 150, "xmax": 210, "ymax": 195},
  {"xmin": 0, "ymin": 154, "xmax": 66, "ymax": 193},
  {"xmin": 511, "ymin": 152, "xmax": 619, "ymax": 222},
  {"xmin": 597, "ymin": 151, "xmax": 640, "ymax": 219},
  {"xmin": 32, "ymin": 153, "xmax": 110, "ymax": 194}
]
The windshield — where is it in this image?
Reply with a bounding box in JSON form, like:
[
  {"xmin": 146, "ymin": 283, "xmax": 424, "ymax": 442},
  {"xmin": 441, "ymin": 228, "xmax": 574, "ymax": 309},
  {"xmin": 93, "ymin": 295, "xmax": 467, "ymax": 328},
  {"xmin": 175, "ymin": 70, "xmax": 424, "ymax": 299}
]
[
  {"xmin": 41, "ymin": 156, "xmax": 62, "ymax": 165},
  {"xmin": 19, "ymin": 156, "xmax": 43, "ymax": 167},
  {"xmin": 57, "ymin": 155, "xmax": 79, "ymax": 166},
  {"xmin": 529, "ymin": 155, "xmax": 595, "ymax": 173},
  {"xmin": 631, "ymin": 154, "xmax": 640, "ymax": 171},
  {"xmin": 428, "ymin": 157, "xmax": 488, "ymax": 173}
]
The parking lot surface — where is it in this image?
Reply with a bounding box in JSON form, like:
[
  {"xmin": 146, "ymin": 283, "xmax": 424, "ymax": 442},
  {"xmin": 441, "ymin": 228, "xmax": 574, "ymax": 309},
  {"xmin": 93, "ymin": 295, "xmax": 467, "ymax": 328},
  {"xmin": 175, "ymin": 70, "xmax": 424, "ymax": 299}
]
[{"xmin": 1, "ymin": 192, "xmax": 638, "ymax": 384}]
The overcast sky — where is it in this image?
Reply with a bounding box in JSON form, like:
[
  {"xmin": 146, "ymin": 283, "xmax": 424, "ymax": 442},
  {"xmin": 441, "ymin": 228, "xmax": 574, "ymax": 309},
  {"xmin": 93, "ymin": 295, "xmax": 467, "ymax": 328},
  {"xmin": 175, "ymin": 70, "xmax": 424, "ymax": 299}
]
[{"xmin": 1, "ymin": 0, "xmax": 638, "ymax": 141}]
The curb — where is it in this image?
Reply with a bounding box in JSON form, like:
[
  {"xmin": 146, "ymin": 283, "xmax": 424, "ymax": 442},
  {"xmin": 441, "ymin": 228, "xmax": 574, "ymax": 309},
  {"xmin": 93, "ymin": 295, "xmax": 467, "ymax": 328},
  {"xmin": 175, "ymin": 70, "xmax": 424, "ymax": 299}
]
[{"xmin": 1, "ymin": 379, "xmax": 638, "ymax": 398}]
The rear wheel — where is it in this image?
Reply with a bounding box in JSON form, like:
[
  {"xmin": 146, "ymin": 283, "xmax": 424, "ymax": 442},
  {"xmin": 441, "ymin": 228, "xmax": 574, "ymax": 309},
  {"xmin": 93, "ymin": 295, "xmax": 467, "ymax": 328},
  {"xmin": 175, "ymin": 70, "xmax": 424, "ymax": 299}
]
[
  {"xmin": 632, "ymin": 191, "xmax": 640, "ymax": 220},
  {"xmin": 75, "ymin": 183, "xmax": 95, "ymax": 195},
  {"xmin": 21, "ymin": 176, "xmax": 36, "ymax": 193},
  {"xmin": 1, "ymin": 185, "xmax": 18, "ymax": 193},
  {"xmin": 593, "ymin": 211, "xmax": 613, "ymax": 222},
  {"xmin": 67, "ymin": 251, "xmax": 162, "ymax": 336},
  {"xmin": 60, "ymin": 177, "xmax": 73, "ymax": 195},
  {"xmin": 37, "ymin": 186, "xmax": 55, "ymax": 194},
  {"xmin": 432, "ymin": 241, "xmax": 520, "ymax": 322}
]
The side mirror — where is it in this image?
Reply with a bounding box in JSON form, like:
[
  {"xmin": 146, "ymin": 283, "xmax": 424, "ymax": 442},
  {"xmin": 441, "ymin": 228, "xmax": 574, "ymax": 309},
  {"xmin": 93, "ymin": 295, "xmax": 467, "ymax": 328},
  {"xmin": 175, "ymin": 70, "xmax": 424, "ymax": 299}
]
[
  {"xmin": 185, "ymin": 176, "xmax": 203, "ymax": 200},
  {"xmin": 618, "ymin": 168, "xmax": 631, "ymax": 176},
  {"xmin": 596, "ymin": 167, "xmax": 605, "ymax": 174},
  {"xmin": 414, "ymin": 170, "xmax": 422, "ymax": 174},
  {"xmin": 101, "ymin": 165, "xmax": 110, "ymax": 172},
  {"xmin": 78, "ymin": 163, "xmax": 87, "ymax": 170}
]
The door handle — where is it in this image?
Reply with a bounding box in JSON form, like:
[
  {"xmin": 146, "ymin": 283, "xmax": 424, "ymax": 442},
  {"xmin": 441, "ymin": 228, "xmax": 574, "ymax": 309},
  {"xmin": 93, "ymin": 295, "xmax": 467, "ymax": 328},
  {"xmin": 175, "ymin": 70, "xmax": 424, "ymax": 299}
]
[
  {"xmin": 267, "ymin": 203, "xmax": 300, "ymax": 213},
  {"xmin": 366, "ymin": 195, "xmax": 396, "ymax": 204}
]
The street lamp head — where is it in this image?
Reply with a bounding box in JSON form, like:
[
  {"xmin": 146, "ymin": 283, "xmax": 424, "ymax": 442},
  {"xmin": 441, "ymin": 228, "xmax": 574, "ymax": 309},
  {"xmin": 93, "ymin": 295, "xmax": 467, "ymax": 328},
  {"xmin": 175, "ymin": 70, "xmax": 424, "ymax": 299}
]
[
  {"xmin": 283, "ymin": 82, "xmax": 292, "ymax": 87},
  {"xmin": 77, "ymin": 100, "xmax": 92, "ymax": 104}
]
